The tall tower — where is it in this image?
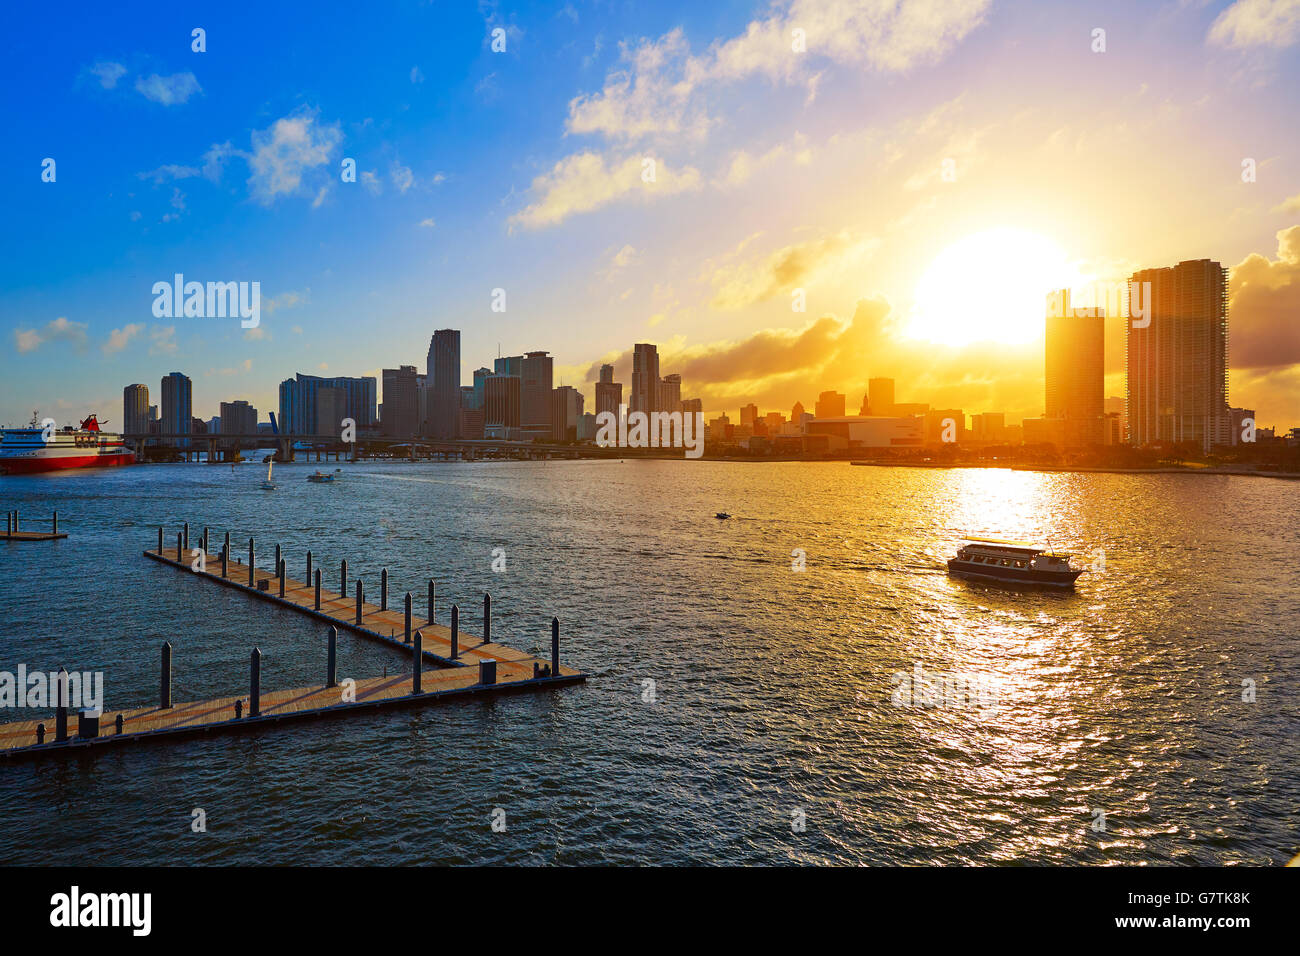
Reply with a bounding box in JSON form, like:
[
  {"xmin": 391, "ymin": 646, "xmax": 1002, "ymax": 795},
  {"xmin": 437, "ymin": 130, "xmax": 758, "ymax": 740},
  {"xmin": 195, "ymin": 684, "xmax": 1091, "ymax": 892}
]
[
  {"xmin": 1126, "ymin": 260, "xmax": 1229, "ymax": 452},
  {"xmin": 123, "ymin": 384, "xmax": 149, "ymax": 436},
  {"xmin": 631, "ymin": 343, "xmax": 660, "ymax": 415},
  {"xmin": 1045, "ymin": 289, "xmax": 1104, "ymax": 446},
  {"xmin": 427, "ymin": 329, "xmax": 461, "ymax": 440},
  {"xmin": 520, "ymin": 351, "xmax": 553, "ymax": 439},
  {"xmin": 868, "ymin": 378, "xmax": 894, "ymax": 416},
  {"xmin": 595, "ymin": 363, "xmax": 622, "ymax": 417},
  {"xmin": 160, "ymin": 372, "xmax": 192, "ymax": 448}
]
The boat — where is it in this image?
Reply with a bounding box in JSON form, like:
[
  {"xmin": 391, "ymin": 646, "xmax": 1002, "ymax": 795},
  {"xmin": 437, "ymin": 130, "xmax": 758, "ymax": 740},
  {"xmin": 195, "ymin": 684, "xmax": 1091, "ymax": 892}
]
[
  {"xmin": 0, "ymin": 413, "xmax": 135, "ymax": 474},
  {"xmin": 947, "ymin": 537, "xmax": 1085, "ymax": 589},
  {"xmin": 715, "ymin": 512, "xmax": 731, "ymax": 520},
  {"xmin": 261, "ymin": 460, "xmax": 277, "ymax": 490},
  {"xmin": 306, "ymin": 468, "xmax": 342, "ymax": 483}
]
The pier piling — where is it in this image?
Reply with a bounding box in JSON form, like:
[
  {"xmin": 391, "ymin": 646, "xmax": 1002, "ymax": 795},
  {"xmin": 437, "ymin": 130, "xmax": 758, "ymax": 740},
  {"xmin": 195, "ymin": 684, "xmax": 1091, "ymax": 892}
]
[
  {"xmin": 274, "ymin": 544, "xmax": 281, "ymax": 572},
  {"xmin": 552, "ymin": 617, "xmax": 560, "ymax": 675},
  {"xmin": 483, "ymin": 593, "xmax": 491, "ymax": 645},
  {"xmin": 314, "ymin": 569, "xmax": 322, "ymax": 610},
  {"xmin": 278, "ymin": 559, "xmax": 286, "ymax": 598},
  {"xmin": 413, "ymin": 631, "xmax": 423, "ymax": 694},
  {"xmin": 221, "ymin": 542, "xmax": 229, "ymax": 578},
  {"xmin": 327, "ymin": 626, "xmax": 337, "ymax": 688},
  {"xmin": 52, "ymin": 511, "xmax": 58, "ymax": 535},
  {"xmin": 177, "ymin": 532, "xmax": 183, "ymax": 563},
  {"xmin": 36, "ymin": 723, "xmax": 44, "ymax": 745},
  {"xmin": 183, "ymin": 522, "xmax": 189, "ymax": 552},
  {"xmin": 161, "ymin": 642, "xmax": 172, "ymax": 709},
  {"xmin": 55, "ymin": 667, "xmax": 68, "ymax": 743},
  {"xmin": 340, "ymin": 559, "xmax": 347, "ymax": 599},
  {"xmin": 250, "ymin": 648, "xmax": 261, "ymax": 717},
  {"xmin": 381, "ymin": 568, "xmax": 388, "ymax": 611},
  {"xmin": 427, "ymin": 579, "xmax": 435, "ymax": 625},
  {"xmin": 158, "ymin": 526, "xmax": 163, "ymax": 552},
  {"xmin": 248, "ymin": 538, "xmax": 255, "ymax": 587},
  {"xmin": 115, "ymin": 713, "xmax": 124, "ymax": 735},
  {"xmin": 404, "ymin": 592, "xmax": 412, "ymax": 644},
  {"xmin": 355, "ymin": 580, "xmax": 364, "ymax": 625},
  {"xmin": 306, "ymin": 550, "xmax": 313, "ymax": 585},
  {"xmin": 451, "ymin": 604, "xmax": 459, "ymax": 660}
]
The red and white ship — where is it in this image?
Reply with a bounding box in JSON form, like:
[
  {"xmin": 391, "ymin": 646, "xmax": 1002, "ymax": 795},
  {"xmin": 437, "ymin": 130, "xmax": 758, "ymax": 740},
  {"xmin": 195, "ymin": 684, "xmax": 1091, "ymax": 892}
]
[{"xmin": 0, "ymin": 413, "xmax": 136, "ymax": 474}]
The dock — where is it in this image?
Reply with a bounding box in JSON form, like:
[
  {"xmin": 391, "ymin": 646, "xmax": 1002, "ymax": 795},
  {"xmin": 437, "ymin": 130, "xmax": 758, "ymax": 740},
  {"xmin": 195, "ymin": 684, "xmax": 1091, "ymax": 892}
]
[
  {"xmin": 0, "ymin": 525, "xmax": 587, "ymax": 761},
  {"xmin": 3, "ymin": 509, "xmax": 67, "ymax": 541}
]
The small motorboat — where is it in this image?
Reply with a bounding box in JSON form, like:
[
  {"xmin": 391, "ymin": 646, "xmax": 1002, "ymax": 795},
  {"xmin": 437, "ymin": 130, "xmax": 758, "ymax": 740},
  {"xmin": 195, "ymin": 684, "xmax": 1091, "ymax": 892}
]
[
  {"xmin": 306, "ymin": 470, "xmax": 335, "ymax": 483},
  {"xmin": 261, "ymin": 460, "xmax": 277, "ymax": 490},
  {"xmin": 715, "ymin": 512, "xmax": 731, "ymax": 520},
  {"xmin": 947, "ymin": 537, "xmax": 1084, "ymax": 589}
]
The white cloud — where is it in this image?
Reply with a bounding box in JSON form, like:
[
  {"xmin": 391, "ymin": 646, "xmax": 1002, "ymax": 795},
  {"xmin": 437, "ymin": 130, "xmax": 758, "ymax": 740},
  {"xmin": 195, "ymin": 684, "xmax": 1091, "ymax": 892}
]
[
  {"xmin": 265, "ymin": 289, "xmax": 310, "ymax": 315},
  {"xmin": 135, "ymin": 72, "xmax": 202, "ymax": 105},
  {"xmin": 139, "ymin": 164, "xmax": 199, "ymax": 183},
  {"xmin": 510, "ymin": 152, "xmax": 701, "ymax": 230},
  {"xmin": 103, "ymin": 323, "xmax": 144, "ymax": 354},
  {"xmin": 361, "ymin": 170, "xmax": 382, "ymax": 195},
  {"xmin": 13, "ymin": 317, "xmax": 89, "ymax": 353},
  {"xmin": 88, "ymin": 61, "xmax": 126, "ymax": 89},
  {"xmin": 410, "ymin": 66, "xmax": 425, "ymax": 83},
  {"xmin": 391, "ymin": 163, "xmax": 414, "ymax": 193},
  {"xmin": 246, "ymin": 108, "xmax": 342, "ymax": 204},
  {"xmin": 419, "ymin": 217, "xmax": 437, "ymax": 228},
  {"xmin": 149, "ymin": 325, "xmax": 178, "ymax": 355},
  {"xmin": 1209, "ymin": 0, "xmax": 1300, "ymax": 49}
]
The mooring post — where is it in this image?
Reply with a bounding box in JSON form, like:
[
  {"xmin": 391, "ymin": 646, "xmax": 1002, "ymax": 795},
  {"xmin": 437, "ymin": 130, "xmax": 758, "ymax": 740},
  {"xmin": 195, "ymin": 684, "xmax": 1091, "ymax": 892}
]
[
  {"xmin": 250, "ymin": 648, "xmax": 261, "ymax": 717},
  {"xmin": 235, "ymin": 699, "xmax": 243, "ymax": 720},
  {"xmin": 176, "ymin": 531, "xmax": 183, "ymax": 562},
  {"xmin": 13, "ymin": 510, "xmax": 17, "ymax": 533},
  {"xmin": 278, "ymin": 558, "xmax": 286, "ymax": 598},
  {"xmin": 327, "ymin": 626, "xmax": 337, "ymax": 688},
  {"xmin": 355, "ymin": 579, "xmax": 364, "ymax": 625},
  {"xmin": 306, "ymin": 550, "xmax": 313, "ymax": 585},
  {"xmin": 381, "ymin": 568, "xmax": 388, "ymax": 611},
  {"xmin": 36, "ymin": 723, "xmax": 45, "ymax": 745},
  {"xmin": 483, "ymin": 593, "xmax": 491, "ymax": 645},
  {"xmin": 52, "ymin": 511, "xmax": 58, "ymax": 535},
  {"xmin": 451, "ymin": 604, "xmax": 459, "ymax": 660},
  {"xmin": 479, "ymin": 659, "xmax": 497, "ymax": 685},
  {"xmin": 315, "ymin": 568, "xmax": 322, "ymax": 610},
  {"xmin": 115, "ymin": 713, "xmax": 124, "ymax": 735},
  {"xmin": 55, "ymin": 667, "xmax": 68, "ymax": 742},
  {"xmin": 161, "ymin": 641, "xmax": 173, "ymax": 708},
  {"xmin": 404, "ymin": 592, "xmax": 412, "ymax": 644},
  {"xmin": 413, "ymin": 630, "xmax": 423, "ymax": 694},
  {"xmin": 274, "ymin": 543, "xmax": 281, "ymax": 571},
  {"xmin": 340, "ymin": 558, "xmax": 347, "ymax": 598},
  {"xmin": 202, "ymin": 526, "xmax": 209, "ymax": 553},
  {"xmin": 221, "ymin": 542, "xmax": 229, "ymax": 578},
  {"xmin": 157, "ymin": 525, "xmax": 163, "ymax": 553},
  {"xmin": 183, "ymin": 521, "xmax": 189, "ymax": 552},
  {"xmin": 248, "ymin": 538, "xmax": 255, "ymax": 587},
  {"xmin": 552, "ymin": 617, "xmax": 560, "ymax": 675},
  {"xmin": 427, "ymin": 578, "xmax": 435, "ymax": 625}
]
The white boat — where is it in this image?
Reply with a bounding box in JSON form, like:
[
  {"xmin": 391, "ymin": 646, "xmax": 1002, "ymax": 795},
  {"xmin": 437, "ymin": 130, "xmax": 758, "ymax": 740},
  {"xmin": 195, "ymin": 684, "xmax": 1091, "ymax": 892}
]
[
  {"xmin": 947, "ymin": 537, "xmax": 1085, "ymax": 589},
  {"xmin": 306, "ymin": 468, "xmax": 342, "ymax": 483},
  {"xmin": 261, "ymin": 460, "xmax": 277, "ymax": 490}
]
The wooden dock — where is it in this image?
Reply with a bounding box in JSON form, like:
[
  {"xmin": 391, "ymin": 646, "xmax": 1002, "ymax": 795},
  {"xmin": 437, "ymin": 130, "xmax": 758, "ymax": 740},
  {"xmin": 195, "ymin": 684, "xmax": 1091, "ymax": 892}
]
[
  {"xmin": 3, "ymin": 510, "xmax": 66, "ymax": 541},
  {"xmin": 0, "ymin": 527, "xmax": 587, "ymax": 761}
]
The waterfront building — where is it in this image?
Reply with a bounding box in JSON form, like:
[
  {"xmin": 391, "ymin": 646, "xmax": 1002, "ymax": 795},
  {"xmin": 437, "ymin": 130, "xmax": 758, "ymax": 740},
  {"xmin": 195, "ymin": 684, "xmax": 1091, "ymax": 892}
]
[{"xmin": 161, "ymin": 372, "xmax": 192, "ymax": 448}]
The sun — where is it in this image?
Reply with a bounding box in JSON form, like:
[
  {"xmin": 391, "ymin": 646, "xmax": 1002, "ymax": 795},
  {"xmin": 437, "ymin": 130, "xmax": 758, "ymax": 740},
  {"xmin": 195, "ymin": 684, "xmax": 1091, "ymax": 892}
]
[{"xmin": 907, "ymin": 228, "xmax": 1086, "ymax": 346}]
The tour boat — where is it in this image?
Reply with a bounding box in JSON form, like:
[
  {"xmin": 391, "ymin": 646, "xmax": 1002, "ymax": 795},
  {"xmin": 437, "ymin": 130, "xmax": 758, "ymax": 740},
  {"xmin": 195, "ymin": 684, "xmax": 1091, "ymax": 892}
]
[
  {"xmin": 947, "ymin": 537, "xmax": 1085, "ymax": 589},
  {"xmin": 0, "ymin": 413, "xmax": 135, "ymax": 474}
]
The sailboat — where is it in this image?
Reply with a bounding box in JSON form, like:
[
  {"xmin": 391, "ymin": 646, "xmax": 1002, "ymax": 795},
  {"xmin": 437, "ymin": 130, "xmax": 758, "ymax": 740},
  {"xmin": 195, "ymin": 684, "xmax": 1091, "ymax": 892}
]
[{"xmin": 261, "ymin": 459, "xmax": 277, "ymax": 490}]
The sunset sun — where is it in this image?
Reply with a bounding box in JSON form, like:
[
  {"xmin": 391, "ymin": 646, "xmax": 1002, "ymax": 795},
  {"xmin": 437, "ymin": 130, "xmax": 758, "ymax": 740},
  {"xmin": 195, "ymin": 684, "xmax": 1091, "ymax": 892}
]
[{"xmin": 907, "ymin": 228, "xmax": 1084, "ymax": 346}]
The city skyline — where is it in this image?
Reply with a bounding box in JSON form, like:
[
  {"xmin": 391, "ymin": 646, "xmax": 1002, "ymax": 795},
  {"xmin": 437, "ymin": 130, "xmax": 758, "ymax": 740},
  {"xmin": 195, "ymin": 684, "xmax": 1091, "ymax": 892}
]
[{"xmin": 4, "ymin": 1, "xmax": 1299, "ymax": 429}]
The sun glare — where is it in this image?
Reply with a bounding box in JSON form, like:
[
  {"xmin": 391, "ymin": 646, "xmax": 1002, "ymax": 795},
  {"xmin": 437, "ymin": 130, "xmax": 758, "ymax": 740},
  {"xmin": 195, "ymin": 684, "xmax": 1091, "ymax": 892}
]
[{"xmin": 908, "ymin": 228, "xmax": 1085, "ymax": 346}]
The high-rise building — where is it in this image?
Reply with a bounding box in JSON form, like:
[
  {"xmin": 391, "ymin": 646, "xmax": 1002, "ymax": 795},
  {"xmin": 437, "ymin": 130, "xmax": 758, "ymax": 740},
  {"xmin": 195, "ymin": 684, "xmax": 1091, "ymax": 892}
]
[
  {"xmin": 596, "ymin": 364, "xmax": 622, "ymax": 417},
  {"xmin": 382, "ymin": 365, "xmax": 419, "ymax": 437},
  {"xmin": 814, "ymin": 391, "xmax": 845, "ymax": 419},
  {"xmin": 279, "ymin": 374, "xmax": 377, "ymax": 436},
  {"xmin": 219, "ymin": 400, "xmax": 258, "ymax": 448},
  {"xmin": 682, "ymin": 398, "xmax": 703, "ymax": 417},
  {"xmin": 494, "ymin": 355, "xmax": 522, "ymax": 376},
  {"xmin": 470, "ymin": 367, "xmax": 491, "ymax": 410},
  {"xmin": 123, "ymin": 384, "xmax": 149, "ymax": 437},
  {"xmin": 427, "ymin": 329, "xmax": 461, "ymax": 440},
  {"xmin": 739, "ymin": 403, "xmax": 758, "ymax": 427},
  {"xmin": 659, "ymin": 374, "xmax": 683, "ymax": 413},
  {"xmin": 868, "ymin": 378, "xmax": 895, "ymax": 417},
  {"xmin": 161, "ymin": 372, "xmax": 192, "ymax": 448},
  {"xmin": 551, "ymin": 386, "xmax": 584, "ymax": 441},
  {"xmin": 791, "ymin": 400, "xmax": 805, "ymax": 421},
  {"xmin": 631, "ymin": 343, "xmax": 660, "ymax": 415},
  {"xmin": 520, "ymin": 351, "xmax": 553, "ymax": 440},
  {"xmin": 1127, "ymin": 260, "xmax": 1229, "ymax": 452},
  {"xmin": 484, "ymin": 374, "xmax": 521, "ymax": 440},
  {"xmin": 970, "ymin": 412, "xmax": 1006, "ymax": 442},
  {"xmin": 1045, "ymin": 290, "xmax": 1105, "ymax": 447}
]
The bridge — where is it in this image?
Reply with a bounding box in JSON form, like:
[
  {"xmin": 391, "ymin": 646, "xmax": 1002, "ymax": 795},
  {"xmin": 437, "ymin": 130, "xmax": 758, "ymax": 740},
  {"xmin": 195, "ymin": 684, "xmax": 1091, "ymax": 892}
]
[{"xmin": 121, "ymin": 432, "xmax": 613, "ymax": 463}]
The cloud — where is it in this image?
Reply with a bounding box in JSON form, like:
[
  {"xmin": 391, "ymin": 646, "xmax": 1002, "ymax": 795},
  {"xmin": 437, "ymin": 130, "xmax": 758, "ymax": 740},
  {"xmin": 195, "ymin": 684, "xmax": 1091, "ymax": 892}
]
[
  {"xmin": 1276, "ymin": 192, "xmax": 1300, "ymax": 214},
  {"xmin": 410, "ymin": 66, "xmax": 425, "ymax": 84},
  {"xmin": 265, "ymin": 289, "xmax": 310, "ymax": 315},
  {"xmin": 611, "ymin": 244, "xmax": 637, "ymax": 269},
  {"xmin": 391, "ymin": 163, "xmax": 414, "ymax": 193},
  {"xmin": 361, "ymin": 170, "xmax": 382, "ymax": 195},
  {"xmin": 103, "ymin": 323, "xmax": 144, "ymax": 354},
  {"xmin": 419, "ymin": 217, "xmax": 437, "ymax": 228},
  {"xmin": 13, "ymin": 317, "xmax": 89, "ymax": 353},
  {"xmin": 138, "ymin": 164, "xmax": 199, "ymax": 184},
  {"xmin": 510, "ymin": 152, "xmax": 701, "ymax": 229},
  {"xmin": 708, "ymin": 230, "xmax": 880, "ymax": 309},
  {"xmin": 246, "ymin": 108, "xmax": 342, "ymax": 204},
  {"xmin": 149, "ymin": 325, "xmax": 178, "ymax": 355},
  {"xmin": 135, "ymin": 72, "xmax": 202, "ymax": 105},
  {"xmin": 1208, "ymin": 0, "xmax": 1300, "ymax": 49},
  {"xmin": 1227, "ymin": 224, "xmax": 1300, "ymax": 369},
  {"xmin": 88, "ymin": 61, "xmax": 126, "ymax": 89}
]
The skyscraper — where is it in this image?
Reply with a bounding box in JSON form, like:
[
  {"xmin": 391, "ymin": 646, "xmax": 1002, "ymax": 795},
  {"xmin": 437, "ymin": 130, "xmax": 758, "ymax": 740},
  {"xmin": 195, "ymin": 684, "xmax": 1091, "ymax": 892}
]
[
  {"xmin": 739, "ymin": 403, "xmax": 758, "ymax": 427},
  {"xmin": 1045, "ymin": 289, "xmax": 1105, "ymax": 447},
  {"xmin": 381, "ymin": 365, "xmax": 419, "ymax": 436},
  {"xmin": 659, "ymin": 373, "xmax": 683, "ymax": 414},
  {"xmin": 161, "ymin": 372, "xmax": 192, "ymax": 448},
  {"xmin": 427, "ymin": 329, "xmax": 461, "ymax": 440},
  {"xmin": 279, "ymin": 374, "xmax": 376, "ymax": 435},
  {"xmin": 123, "ymin": 384, "xmax": 149, "ymax": 436},
  {"xmin": 551, "ymin": 385, "xmax": 584, "ymax": 441},
  {"xmin": 1127, "ymin": 259, "xmax": 1229, "ymax": 452},
  {"xmin": 631, "ymin": 343, "xmax": 660, "ymax": 415},
  {"xmin": 484, "ymin": 373, "xmax": 521, "ymax": 439},
  {"xmin": 595, "ymin": 363, "xmax": 622, "ymax": 417},
  {"xmin": 814, "ymin": 391, "xmax": 845, "ymax": 419},
  {"xmin": 868, "ymin": 377, "xmax": 894, "ymax": 416},
  {"xmin": 520, "ymin": 351, "xmax": 553, "ymax": 440}
]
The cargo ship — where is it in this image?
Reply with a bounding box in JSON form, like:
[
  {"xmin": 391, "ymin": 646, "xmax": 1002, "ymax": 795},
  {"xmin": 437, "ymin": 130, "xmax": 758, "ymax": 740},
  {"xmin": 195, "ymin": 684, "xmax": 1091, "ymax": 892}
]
[{"xmin": 0, "ymin": 413, "xmax": 135, "ymax": 474}]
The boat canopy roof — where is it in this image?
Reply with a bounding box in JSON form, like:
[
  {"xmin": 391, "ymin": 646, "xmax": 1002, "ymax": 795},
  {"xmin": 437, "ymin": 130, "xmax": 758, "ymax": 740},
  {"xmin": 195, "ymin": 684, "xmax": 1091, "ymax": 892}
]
[{"xmin": 962, "ymin": 536, "xmax": 1074, "ymax": 557}]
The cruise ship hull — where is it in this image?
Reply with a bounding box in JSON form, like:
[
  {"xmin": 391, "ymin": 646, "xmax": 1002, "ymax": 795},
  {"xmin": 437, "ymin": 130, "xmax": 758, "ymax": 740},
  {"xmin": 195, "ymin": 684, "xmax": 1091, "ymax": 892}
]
[{"xmin": 0, "ymin": 450, "xmax": 136, "ymax": 474}]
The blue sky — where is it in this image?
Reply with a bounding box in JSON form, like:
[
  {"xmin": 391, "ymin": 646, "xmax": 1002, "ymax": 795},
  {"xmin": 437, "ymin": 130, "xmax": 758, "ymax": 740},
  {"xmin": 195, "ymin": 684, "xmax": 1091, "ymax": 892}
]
[{"xmin": 3, "ymin": 0, "xmax": 1299, "ymax": 427}]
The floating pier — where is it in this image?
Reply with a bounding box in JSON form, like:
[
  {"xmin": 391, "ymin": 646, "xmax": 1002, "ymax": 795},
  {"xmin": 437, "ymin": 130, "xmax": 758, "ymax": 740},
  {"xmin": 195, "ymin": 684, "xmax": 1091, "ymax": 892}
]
[
  {"xmin": 3, "ymin": 510, "xmax": 67, "ymax": 541},
  {"xmin": 0, "ymin": 526, "xmax": 587, "ymax": 761}
]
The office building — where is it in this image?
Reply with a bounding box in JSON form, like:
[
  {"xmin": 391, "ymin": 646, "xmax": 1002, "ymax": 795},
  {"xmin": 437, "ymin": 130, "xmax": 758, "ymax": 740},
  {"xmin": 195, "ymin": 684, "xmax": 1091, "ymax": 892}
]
[
  {"xmin": 1045, "ymin": 289, "xmax": 1105, "ymax": 447},
  {"xmin": 484, "ymin": 373, "xmax": 521, "ymax": 440},
  {"xmin": 631, "ymin": 343, "xmax": 660, "ymax": 415},
  {"xmin": 161, "ymin": 372, "xmax": 192, "ymax": 448},
  {"xmin": 868, "ymin": 378, "xmax": 895, "ymax": 417},
  {"xmin": 659, "ymin": 374, "xmax": 683, "ymax": 414},
  {"xmin": 814, "ymin": 391, "xmax": 846, "ymax": 419},
  {"xmin": 426, "ymin": 329, "xmax": 461, "ymax": 440},
  {"xmin": 382, "ymin": 365, "xmax": 420, "ymax": 437},
  {"xmin": 596, "ymin": 364, "xmax": 622, "ymax": 417},
  {"xmin": 279, "ymin": 374, "xmax": 377, "ymax": 436},
  {"xmin": 123, "ymin": 384, "xmax": 150, "ymax": 437},
  {"xmin": 551, "ymin": 385, "xmax": 584, "ymax": 441}
]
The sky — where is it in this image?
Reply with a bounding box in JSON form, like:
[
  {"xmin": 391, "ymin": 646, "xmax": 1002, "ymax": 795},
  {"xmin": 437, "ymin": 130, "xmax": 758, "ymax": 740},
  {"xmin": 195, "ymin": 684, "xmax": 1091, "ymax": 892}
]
[{"xmin": 2, "ymin": 0, "xmax": 1299, "ymax": 430}]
